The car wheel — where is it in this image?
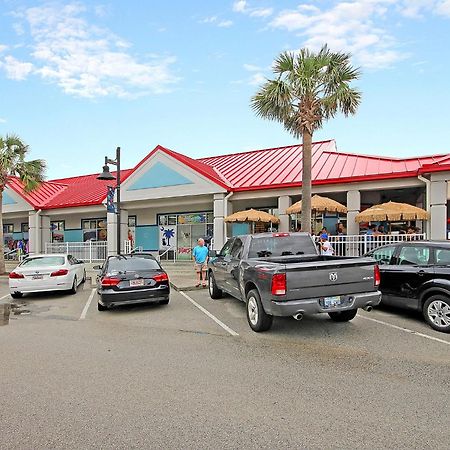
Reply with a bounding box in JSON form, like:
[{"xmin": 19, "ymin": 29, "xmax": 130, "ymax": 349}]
[
  {"xmin": 97, "ymin": 302, "xmax": 108, "ymax": 311},
  {"xmin": 208, "ymin": 271, "xmax": 222, "ymax": 299},
  {"xmin": 246, "ymin": 289, "xmax": 273, "ymax": 332},
  {"xmin": 11, "ymin": 292, "xmax": 23, "ymax": 299},
  {"xmin": 328, "ymin": 308, "xmax": 358, "ymax": 322},
  {"xmin": 423, "ymin": 295, "xmax": 450, "ymax": 333},
  {"xmin": 159, "ymin": 298, "xmax": 169, "ymax": 305},
  {"xmin": 70, "ymin": 276, "xmax": 77, "ymax": 295}
]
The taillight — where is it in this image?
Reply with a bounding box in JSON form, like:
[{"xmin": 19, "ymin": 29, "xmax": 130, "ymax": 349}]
[
  {"xmin": 273, "ymin": 233, "xmax": 290, "ymax": 237},
  {"xmin": 101, "ymin": 277, "xmax": 121, "ymax": 287},
  {"xmin": 374, "ymin": 265, "xmax": 381, "ymax": 287},
  {"xmin": 9, "ymin": 272, "xmax": 24, "ymax": 279},
  {"xmin": 50, "ymin": 269, "xmax": 69, "ymax": 277},
  {"xmin": 271, "ymin": 273, "xmax": 286, "ymax": 296},
  {"xmin": 153, "ymin": 273, "xmax": 169, "ymax": 283}
]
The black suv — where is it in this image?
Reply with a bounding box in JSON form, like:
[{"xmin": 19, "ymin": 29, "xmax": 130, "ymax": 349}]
[{"xmin": 366, "ymin": 241, "xmax": 450, "ymax": 333}]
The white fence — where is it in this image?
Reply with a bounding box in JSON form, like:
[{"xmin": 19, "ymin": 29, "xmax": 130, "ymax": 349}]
[
  {"xmin": 315, "ymin": 233, "xmax": 426, "ymax": 257},
  {"xmin": 45, "ymin": 241, "xmax": 108, "ymax": 262}
]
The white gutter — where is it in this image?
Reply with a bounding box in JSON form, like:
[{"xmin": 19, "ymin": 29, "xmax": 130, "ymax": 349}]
[
  {"xmin": 418, "ymin": 175, "xmax": 431, "ymax": 236},
  {"xmin": 223, "ymin": 192, "xmax": 234, "ymax": 241}
]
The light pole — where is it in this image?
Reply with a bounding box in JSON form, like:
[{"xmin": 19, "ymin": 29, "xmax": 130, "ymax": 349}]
[{"xmin": 97, "ymin": 147, "xmax": 121, "ymax": 255}]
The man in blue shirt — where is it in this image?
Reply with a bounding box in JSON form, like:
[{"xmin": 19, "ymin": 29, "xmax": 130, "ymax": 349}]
[{"xmin": 193, "ymin": 238, "xmax": 209, "ymax": 287}]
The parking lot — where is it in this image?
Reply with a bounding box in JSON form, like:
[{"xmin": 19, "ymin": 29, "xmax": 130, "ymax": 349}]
[{"xmin": 1, "ymin": 278, "xmax": 449, "ymax": 449}]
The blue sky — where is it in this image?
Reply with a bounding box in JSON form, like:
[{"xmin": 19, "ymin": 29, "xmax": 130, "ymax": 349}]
[{"xmin": 0, "ymin": 0, "xmax": 449, "ymax": 179}]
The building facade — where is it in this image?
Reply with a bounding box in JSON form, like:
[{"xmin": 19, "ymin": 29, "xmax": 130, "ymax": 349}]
[{"xmin": 3, "ymin": 140, "xmax": 450, "ymax": 259}]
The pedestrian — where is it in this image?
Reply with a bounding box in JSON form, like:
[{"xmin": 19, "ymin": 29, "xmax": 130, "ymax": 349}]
[
  {"xmin": 192, "ymin": 238, "xmax": 209, "ymax": 287},
  {"xmin": 319, "ymin": 233, "xmax": 334, "ymax": 256}
]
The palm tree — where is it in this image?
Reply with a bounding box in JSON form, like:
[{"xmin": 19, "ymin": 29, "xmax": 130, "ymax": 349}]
[
  {"xmin": 251, "ymin": 45, "xmax": 361, "ymax": 233},
  {"xmin": 0, "ymin": 135, "xmax": 46, "ymax": 274}
]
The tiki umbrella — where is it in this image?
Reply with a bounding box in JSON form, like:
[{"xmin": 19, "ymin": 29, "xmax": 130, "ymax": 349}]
[
  {"xmin": 355, "ymin": 201, "xmax": 429, "ymax": 223},
  {"xmin": 286, "ymin": 194, "xmax": 347, "ymax": 214},
  {"xmin": 224, "ymin": 208, "xmax": 280, "ymax": 224}
]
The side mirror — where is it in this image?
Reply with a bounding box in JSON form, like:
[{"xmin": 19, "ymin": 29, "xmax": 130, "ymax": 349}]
[
  {"xmin": 77, "ymin": 260, "xmax": 84, "ymax": 264},
  {"xmin": 93, "ymin": 265, "xmax": 102, "ymax": 270},
  {"xmin": 208, "ymin": 250, "xmax": 219, "ymax": 257}
]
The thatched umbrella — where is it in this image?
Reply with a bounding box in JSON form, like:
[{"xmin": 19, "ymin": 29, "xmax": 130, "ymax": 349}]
[
  {"xmin": 225, "ymin": 208, "xmax": 280, "ymax": 224},
  {"xmin": 355, "ymin": 201, "xmax": 429, "ymax": 223},
  {"xmin": 286, "ymin": 194, "xmax": 347, "ymax": 214}
]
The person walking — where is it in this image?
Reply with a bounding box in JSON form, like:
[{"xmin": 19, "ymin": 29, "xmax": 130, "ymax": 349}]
[{"xmin": 193, "ymin": 238, "xmax": 209, "ymax": 287}]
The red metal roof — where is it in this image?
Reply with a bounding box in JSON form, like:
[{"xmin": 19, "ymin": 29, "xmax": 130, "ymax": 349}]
[{"xmin": 5, "ymin": 141, "xmax": 450, "ymax": 210}]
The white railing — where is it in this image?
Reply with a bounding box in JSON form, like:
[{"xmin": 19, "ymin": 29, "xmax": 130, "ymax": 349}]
[
  {"xmin": 123, "ymin": 240, "xmax": 143, "ymax": 254},
  {"xmin": 314, "ymin": 233, "xmax": 426, "ymax": 257},
  {"xmin": 158, "ymin": 246, "xmax": 176, "ymax": 262},
  {"xmin": 45, "ymin": 241, "xmax": 108, "ymax": 262}
]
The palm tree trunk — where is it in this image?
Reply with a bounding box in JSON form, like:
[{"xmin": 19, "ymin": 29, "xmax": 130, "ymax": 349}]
[
  {"xmin": 0, "ymin": 190, "xmax": 5, "ymax": 274},
  {"xmin": 301, "ymin": 130, "xmax": 313, "ymax": 234}
]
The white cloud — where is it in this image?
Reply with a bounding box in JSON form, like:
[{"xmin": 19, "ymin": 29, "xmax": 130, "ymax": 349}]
[
  {"xmin": 436, "ymin": 0, "xmax": 450, "ymax": 16},
  {"xmin": 0, "ymin": 118, "xmax": 6, "ymax": 123},
  {"xmin": 218, "ymin": 19, "xmax": 233, "ymax": 27},
  {"xmin": 4, "ymin": 3, "xmax": 179, "ymax": 98},
  {"xmin": 0, "ymin": 44, "xmax": 7, "ymax": 53},
  {"xmin": 248, "ymin": 72, "xmax": 266, "ymax": 85},
  {"xmin": 270, "ymin": 1, "xmax": 407, "ymax": 69},
  {"xmin": 243, "ymin": 63, "xmax": 263, "ymax": 71},
  {"xmin": 232, "ymin": 1, "xmax": 273, "ymax": 18},
  {"xmin": 233, "ymin": 1, "xmax": 247, "ymax": 13},
  {"xmin": 249, "ymin": 8, "xmax": 273, "ymax": 18},
  {"xmin": 0, "ymin": 55, "xmax": 34, "ymax": 80},
  {"xmin": 200, "ymin": 16, "xmax": 218, "ymax": 23}
]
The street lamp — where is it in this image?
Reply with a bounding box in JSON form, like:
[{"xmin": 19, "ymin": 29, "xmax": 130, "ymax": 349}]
[{"xmin": 97, "ymin": 147, "xmax": 121, "ymax": 255}]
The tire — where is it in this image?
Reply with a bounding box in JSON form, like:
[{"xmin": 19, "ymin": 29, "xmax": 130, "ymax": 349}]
[
  {"xmin": 328, "ymin": 308, "xmax": 358, "ymax": 322},
  {"xmin": 11, "ymin": 292, "xmax": 23, "ymax": 299},
  {"xmin": 97, "ymin": 302, "xmax": 108, "ymax": 311},
  {"xmin": 69, "ymin": 276, "xmax": 77, "ymax": 295},
  {"xmin": 246, "ymin": 289, "xmax": 273, "ymax": 332},
  {"xmin": 159, "ymin": 298, "xmax": 170, "ymax": 305},
  {"xmin": 423, "ymin": 295, "xmax": 450, "ymax": 333},
  {"xmin": 208, "ymin": 271, "xmax": 222, "ymax": 299}
]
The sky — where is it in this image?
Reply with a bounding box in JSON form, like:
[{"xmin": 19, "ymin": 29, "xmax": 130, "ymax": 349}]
[{"xmin": 0, "ymin": 0, "xmax": 449, "ymax": 180}]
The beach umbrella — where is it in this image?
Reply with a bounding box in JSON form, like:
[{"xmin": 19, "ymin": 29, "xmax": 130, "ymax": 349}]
[
  {"xmin": 354, "ymin": 201, "xmax": 429, "ymax": 222},
  {"xmin": 224, "ymin": 208, "xmax": 280, "ymax": 224},
  {"xmin": 286, "ymin": 194, "xmax": 347, "ymax": 214}
]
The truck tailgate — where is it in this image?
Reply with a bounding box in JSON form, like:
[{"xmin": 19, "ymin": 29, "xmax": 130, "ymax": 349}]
[{"xmin": 282, "ymin": 257, "xmax": 377, "ymax": 300}]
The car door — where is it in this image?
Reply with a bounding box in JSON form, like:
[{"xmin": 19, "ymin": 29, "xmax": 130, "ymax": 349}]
[
  {"xmin": 367, "ymin": 245, "xmax": 397, "ymax": 300},
  {"xmin": 213, "ymin": 238, "xmax": 235, "ymax": 291},
  {"xmin": 432, "ymin": 247, "xmax": 450, "ymax": 283},
  {"xmin": 384, "ymin": 244, "xmax": 432, "ymax": 310},
  {"xmin": 224, "ymin": 237, "xmax": 244, "ymax": 298}
]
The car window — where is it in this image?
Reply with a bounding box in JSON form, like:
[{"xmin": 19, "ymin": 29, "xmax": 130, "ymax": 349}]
[
  {"xmin": 398, "ymin": 246, "xmax": 430, "ymax": 266},
  {"xmin": 230, "ymin": 238, "xmax": 243, "ymax": 259},
  {"xmin": 435, "ymin": 248, "xmax": 450, "ymax": 266},
  {"xmin": 68, "ymin": 255, "xmax": 76, "ymax": 265},
  {"xmin": 248, "ymin": 234, "xmax": 316, "ymax": 258},
  {"xmin": 21, "ymin": 256, "xmax": 65, "ymax": 267},
  {"xmin": 220, "ymin": 239, "xmax": 235, "ymax": 257},
  {"xmin": 107, "ymin": 256, "xmax": 161, "ymax": 273},
  {"xmin": 371, "ymin": 246, "xmax": 395, "ymax": 265}
]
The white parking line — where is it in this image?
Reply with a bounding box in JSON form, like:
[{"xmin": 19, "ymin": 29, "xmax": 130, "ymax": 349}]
[
  {"xmin": 0, "ymin": 294, "xmax": 11, "ymax": 301},
  {"xmin": 357, "ymin": 314, "xmax": 450, "ymax": 346},
  {"xmin": 79, "ymin": 288, "xmax": 96, "ymax": 320},
  {"xmin": 180, "ymin": 291, "xmax": 239, "ymax": 336}
]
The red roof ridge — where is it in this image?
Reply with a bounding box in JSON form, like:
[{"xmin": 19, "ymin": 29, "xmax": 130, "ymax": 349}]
[
  {"xmin": 198, "ymin": 139, "xmax": 335, "ymax": 161},
  {"xmin": 323, "ymin": 149, "xmax": 449, "ymax": 162}
]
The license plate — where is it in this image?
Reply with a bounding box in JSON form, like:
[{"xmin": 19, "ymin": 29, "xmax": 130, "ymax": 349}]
[
  {"xmin": 323, "ymin": 296, "xmax": 342, "ymax": 308},
  {"xmin": 130, "ymin": 279, "xmax": 144, "ymax": 287},
  {"xmin": 32, "ymin": 275, "xmax": 43, "ymax": 280}
]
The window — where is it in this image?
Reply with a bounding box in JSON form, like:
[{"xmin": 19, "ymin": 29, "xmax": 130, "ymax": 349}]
[
  {"xmin": 231, "ymin": 238, "xmax": 243, "ymax": 259},
  {"xmin": 107, "ymin": 256, "xmax": 161, "ymax": 273},
  {"xmin": 82, "ymin": 219, "xmax": 107, "ymax": 241},
  {"xmin": 21, "ymin": 223, "xmax": 29, "ymax": 233},
  {"xmin": 398, "ymin": 246, "xmax": 430, "ymax": 266},
  {"xmin": 371, "ymin": 246, "xmax": 395, "ymax": 265},
  {"xmin": 248, "ymin": 235, "xmax": 317, "ymax": 258},
  {"xmin": 220, "ymin": 239, "xmax": 235, "ymax": 257},
  {"xmin": 3, "ymin": 224, "xmax": 13, "ymax": 234},
  {"xmin": 21, "ymin": 256, "xmax": 65, "ymax": 267},
  {"xmin": 51, "ymin": 221, "xmax": 65, "ymax": 243},
  {"xmin": 435, "ymin": 248, "xmax": 450, "ymax": 266}
]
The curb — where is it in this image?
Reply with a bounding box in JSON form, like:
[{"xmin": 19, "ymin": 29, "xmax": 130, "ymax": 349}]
[{"xmin": 170, "ymin": 282, "xmax": 208, "ymax": 292}]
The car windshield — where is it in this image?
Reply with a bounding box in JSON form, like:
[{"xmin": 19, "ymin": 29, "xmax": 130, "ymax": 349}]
[
  {"xmin": 107, "ymin": 256, "xmax": 161, "ymax": 273},
  {"xmin": 21, "ymin": 256, "xmax": 65, "ymax": 267},
  {"xmin": 248, "ymin": 235, "xmax": 317, "ymax": 258}
]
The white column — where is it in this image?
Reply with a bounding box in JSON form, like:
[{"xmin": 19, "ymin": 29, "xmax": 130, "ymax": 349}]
[
  {"xmin": 213, "ymin": 193, "xmax": 226, "ymax": 250},
  {"xmin": 107, "ymin": 212, "xmax": 117, "ymax": 256},
  {"xmin": 120, "ymin": 209, "xmax": 129, "ymax": 252},
  {"xmin": 278, "ymin": 195, "xmax": 291, "ymax": 232},
  {"xmin": 40, "ymin": 216, "xmax": 51, "ymax": 253},
  {"xmin": 28, "ymin": 211, "xmax": 38, "ymax": 255},
  {"xmin": 430, "ymin": 177, "xmax": 447, "ymax": 240},
  {"xmin": 346, "ymin": 190, "xmax": 360, "ymax": 236}
]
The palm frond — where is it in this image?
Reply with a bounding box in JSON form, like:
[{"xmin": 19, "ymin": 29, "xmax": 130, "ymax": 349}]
[
  {"xmin": 15, "ymin": 159, "xmax": 46, "ymax": 192},
  {"xmin": 250, "ymin": 79, "xmax": 294, "ymax": 121}
]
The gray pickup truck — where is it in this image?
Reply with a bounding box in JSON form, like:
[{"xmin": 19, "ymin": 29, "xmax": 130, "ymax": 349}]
[{"xmin": 208, "ymin": 232, "xmax": 381, "ymax": 332}]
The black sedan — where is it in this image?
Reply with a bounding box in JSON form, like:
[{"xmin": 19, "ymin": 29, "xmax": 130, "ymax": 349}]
[
  {"xmin": 366, "ymin": 241, "xmax": 450, "ymax": 333},
  {"xmin": 95, "ymin": 254, "xmax": 170, "ymax": 311}
]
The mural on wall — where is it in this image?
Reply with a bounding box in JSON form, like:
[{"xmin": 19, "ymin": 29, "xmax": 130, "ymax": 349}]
[{"xmin": 159, "ymin": 226, "xmax": 176, "ymax": 250}]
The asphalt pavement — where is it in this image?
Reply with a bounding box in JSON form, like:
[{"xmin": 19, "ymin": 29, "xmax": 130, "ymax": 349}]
[{"xmin": 0, "ymin": 278, "xmax": 449, "ymax": 449}]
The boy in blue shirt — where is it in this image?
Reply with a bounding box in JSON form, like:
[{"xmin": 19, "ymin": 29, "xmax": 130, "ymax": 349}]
[{"xmin": 193, "ymin": 238, "xmax": 209, "ymax": 287}]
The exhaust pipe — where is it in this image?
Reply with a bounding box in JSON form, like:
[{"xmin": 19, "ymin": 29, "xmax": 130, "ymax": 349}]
[
  {"xmin": 293, "ymin": 313, "xmax": 303, "ymax": 321},
  {"xmin": 363, "ymin": 305, "xmax": 373, "ymax": 312}
]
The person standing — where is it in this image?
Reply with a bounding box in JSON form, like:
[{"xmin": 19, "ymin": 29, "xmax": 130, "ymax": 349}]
[
  {"xmin": 319, "ymin": 233, "xmax": 334, "ymax": 256},
  {"xmin": 192, "ymin": 238, "xmax": 209, "ymax": 287}
]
